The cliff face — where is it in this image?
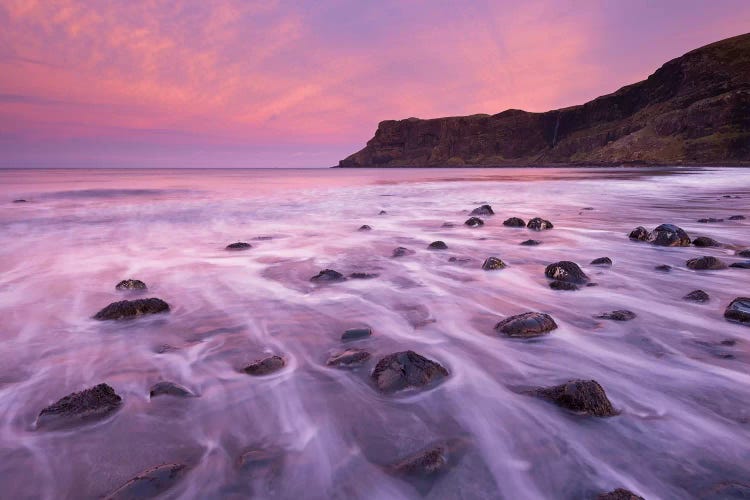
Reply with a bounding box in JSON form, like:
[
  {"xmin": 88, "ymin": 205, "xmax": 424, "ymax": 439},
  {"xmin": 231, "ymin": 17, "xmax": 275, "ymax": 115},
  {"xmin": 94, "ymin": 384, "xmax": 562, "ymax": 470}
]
[{"xmin": 338, "ymin": 33, "xmax": 750, "ymax": 167}]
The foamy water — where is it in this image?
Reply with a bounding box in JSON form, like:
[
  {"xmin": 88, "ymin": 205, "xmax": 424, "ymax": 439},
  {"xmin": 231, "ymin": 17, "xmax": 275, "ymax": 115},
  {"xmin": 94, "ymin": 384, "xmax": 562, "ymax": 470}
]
[{"xmin": 0, "ymin": 167, "xmax": 749, "ymax": 499}]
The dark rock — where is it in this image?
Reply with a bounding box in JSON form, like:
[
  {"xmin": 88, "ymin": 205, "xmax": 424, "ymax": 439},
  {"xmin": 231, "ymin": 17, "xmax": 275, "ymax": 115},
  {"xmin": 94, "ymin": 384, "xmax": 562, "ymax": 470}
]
[
  {"xmin": 550, "ymin": 280, "xmax": 579, "ymax": 291},
  {"xmin": 358, "ymin": 224, "xmax": 372, "ymax": 231},
  {"xmin": 379, "ymin": 210, "xmax": 387, "ymax": 215},
  {"xmin": 730, "ymin": 261, "xmax": 750, "ymax": 269},
  {"xmin": 448, "ymin": 256, "xmax": 471, "ymax": 264},
  {"xmin": 654, "ymin": 264, "xmax": 672, "ymax": 272},
  {"xmin": 149, "ymin": 382, "xmax": 194, "ymax": 398},
  {"xmin": 597, "ymin": 488, "xmax": 645, "ymax": 500},
  {"xmin": 93, "ymin": 298, "xmax": 170, "ymax": 321},
  {"xmin": 534, "ymin": 379, "xmax": 616, "ymax": 417},
  {"xmin": 595, "ymin": 310, "xmax": 637, "ymax": 321},
  {"xmin": 527, "ymin": 217, "xmax": 553, "ymax": 230},
  {"xmin": 371, "ymin": 351, "xmax": 448, "ymax": 393},
  {"xmin": 628, "ymin": 226, "xmax": 650, "ymax": 241},
  {"xmin": 686, "ymin": 256, "xmax": 727, "ymax": 270},
  {"xmin": 683, "ymin": 289, "xmax": 710, "ymax": 302},
  {"xmin": 481, "ymin": 257, "xmax": 506, "ymax": 270},
  {"xmin": 693, "ymin": 236, "xmax": 720, "ymax": 247},
  {"xmin": 697, "ymin": 217, "xmax": 724, "ymax": 223},
  {"xmin": 115, "ymin": 279, "xmax": 147, "ymax": 291},
  {"xmin": 349, "ymin": 272, "xmax": 379, "ymax": 279},
  {"xmin": 243, "ymin": 355, "xmax": 286, "ymax": 376},
  {"xmin": 104, "ymin": 463, "xmax": 188, "ymax": 500},
  {"xmin": 310, "ymin": 269, "xmax": 346, "ymax": 282},
  {"xmin": 503, "ymin": 217, "xmax": 526, "ymax": 227},
  {"xmin": 428, "ymin": 241, "xmax": 448, "ymax": 250},
  {"xmin": 12, "ymin": 199, "xmax": 27, "ymax": 203},
  {"xmin": 725, "ymin": 297, "xmax": 750, "ymax": 325},
  {"xmin": 737, "ymin": 249, "xmax": 750, "ymax": 258},
  {"xmin": 649, "ymin": 224, "xmax": 691, "ymax": 246},
  {"xmin": 590, "ymin": 257, "xmax": 612, "ymax": 266},
  {"xmin": 545, "ymin": 261, "xmax": 589, "ymax": 284},
  {"xmin": 326, "ymin": 349, "xmax": 371, "ymax": 368},
  {"xmin": 464, "ymin": 217, "xmax": 484, "ymax": 227},
  {"xmin": 729, "ymin": 215, "xmax": 746, "ymax": 220},
  {"xmin": 520, "ymin": 239, "xmax": 541, "ymax": 246},
  {"xmin": 226, "ymin": 242, "xmax": 252, "ymax": 250},
  {"xmin": 441, "ymin": 222, "xmax": 455, "ymax": 228},
  {"xmin": 37, "ymin": 383, "xmax": 122, "ymax": 429},
  {"xmin": 342, "ymin": 327, "xmax": 372, "ymax": 341},
  {"xmin": 494, "ymin": 312, "xmax": 558, "ymax": 338},
  {"xmin": 392, "ymin": 246, "xmax": 415, "ymax": 258},
  {"xmin": 470, "ymin": 204, "xmax": 494, "ymax": 216}
]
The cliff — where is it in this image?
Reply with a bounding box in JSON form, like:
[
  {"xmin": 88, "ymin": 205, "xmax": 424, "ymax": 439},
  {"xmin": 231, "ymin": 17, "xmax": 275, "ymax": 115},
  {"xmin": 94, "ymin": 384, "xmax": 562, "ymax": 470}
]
[{"xmin": 338, "ymin": 33, "xmax": 750, "ymax": 167}]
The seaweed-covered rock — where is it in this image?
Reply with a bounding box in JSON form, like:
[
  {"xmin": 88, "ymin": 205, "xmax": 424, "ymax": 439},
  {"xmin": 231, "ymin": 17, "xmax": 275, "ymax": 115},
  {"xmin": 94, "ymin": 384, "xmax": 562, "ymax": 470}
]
[
  {"xmin": 428, "ymin": 241, "xmax": 448, "ymax": 250},
  {"xmin": 470, "ymin": 204, "xmax": 494, "ymax": 216},
  {"xmin": 545, "ymin": 261, "xmax": 589, "ymax": 284},
  {"xmin": 149, "ymin": 382, "xmax": 194, "ymax": 398},
  {"xmin": 527, "ymin": 217, "xmax": 553, "ymax": 230},
  {"xmin": 342, "ymin": 327, "xmax": 372, "ymax": 341},
  {"xmin": 595, "ymin": 310, "xmax": 636, "ymax": 321},
  {"xmin": 597, "ymin": 488, "xmax": 645, "ymax": 500},
  {"xmin": 628, "ymin": 226, "xmax": 650, "ymax": 241},
  {"xmin": 724, "ymin": 297, "xmax": 750, "ymax": 325},
  {"xmin": 686, "ymin": 256, "xmax": 727, "ymax": 270},
  {"xmin": 37, "ymin": 383, "xmax": 122, "ymax": 429},
  {"xmin": 683, "ymin": 289, "xmax": 710, "ymax": 302},
  {"xmin": 481, "ymin": 257, "xmax": 506, "ymax": 270},
  {"xmin": 371, "ymin": 351, "xmax": 448, "ymax": 393},
  {"xmin": 503, "ymin": 217, "xmax": 526, "ymax": 227},
  {"xmin": 104, "ymin": 463, "xmax": 188, "ymax": 500},
  {"xmin": 392, "ymin": 246, "xmax": 415, "ymax": 258},
  {"xmin": 520, "ymin": 239, "xmax": 541, "ymax": 246},
  {"xmin": 534, "ymin": 379, "xmax": 616, "ymax": 417},
  {"xmin": 550, "ymin": 280, "xmax": 579, "ymax": 291},
  {"xmin": 326, "ymin": 349, "xmax": 371, "ymax": 368},
  {"xmin": 590, "ymin": 257, "xmax": 612, "ymax": 266},
  {"xmin": 494, "ymin": 312, "xmax": 557, "ymax": 338},
  {"xmin": 243, "ymin": 355, "xmax": 286, "ymax": 376},
  {"xmin": 226, "ymin": 242, "xmax": 252, "ymax": 250},
  {"xmin": 115, "ymin": 279, "xmax": 147, "ymax": 291},
  {"xmin": 649, "ymin": 224, "xmax": 691, "ymax": 246},
  {"xmin": 310, "ymin": 269, "xmax": 346, "ymax": 282},
  {"xmin": 693, "ymin": 236, "xmax": 721, "ymax": 247},
  {"xmin": 358, "ymin": 225, "xmax": 372, "ymax": 231},
  {"xmin": 93, "ymin": 298, "xmax": 170, "ymax": 321}
]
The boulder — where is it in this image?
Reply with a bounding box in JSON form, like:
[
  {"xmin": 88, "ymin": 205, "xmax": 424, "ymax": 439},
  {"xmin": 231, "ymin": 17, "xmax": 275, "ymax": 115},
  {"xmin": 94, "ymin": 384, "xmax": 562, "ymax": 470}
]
[
  {"xmin": 628, "ymin": 226, "xmax": 650, "ymax": 241},
  {"xmin": 545, "ymin": 261, "xmax": 589, "ymax": 284},
  {"xmin": 494, "ymin": 312, "xmax": 557, "ymax": 338},
  {"xmin": 520, "ymin": 239, "xmax": 541, "ymax": 246},
  {"xmin": 686, "ymin": 256, "xmax": 727, "ymax": 270},
  {"xmin": 226, "ymin": 242, "xmax": 252, "ymax": 250},
  {"xmin": 392, "ymin": 247, "xmax": 416, "ymax": 258},
  {"xmin": 470, "ymin": 204, "xmax": 494, "ymax": 216},
  {"xmin": 93, "ymin": 298, "xmax": 170, "ymax": 321},
  {"xmin": 149, "ymin": 382, "xmax": 194, "ymax": 398},
  {"xmin": 37, "ymin": 383, "xmax": 122, "ymax": 429},
  {"xmin": 371, "ymin": 351, "xmax": 448, "ymax": 393},
  {"xmin": 534, "ymin": 379, "xmax": 616, "ymax": 417},
  {"xmin": 724, "ymin": 297, "xmax": 750, "ymax": 325},
  {"xmin": 693, "ymin": 236, "xmax": 720, "ymax": 247},
  {"xmin": 243, "ymin": 355, "xmax": 286, "ymax": 376},
  {"xmin": 649, "ymin": 224, "xmax": 691, "ymax": 246},
  {"xmin": 481, "ymin": 257, "xmax": 506, "ymax": 270},
  {"xmin": 683, "ymin": 289, "xmax": 710, "ymax": 302},
  {"xmin": 104, "ymin": 463, "xmax": 188, "ymax": 500},
  {"xmin": 503, "ymin": 217, "xmax": 526, "ymax": 227},
  {"xmin": 342, "ymin": 327, "xmax": 372, "ymax": 341},
  {"xmin": 310, "ymin": 269, "xmax": 346, "ymax": 282},
  {"xmin": 729, "ymin": 261, "xmax": 750, "ymax": 269},
  {"xmin": 527, "ymin": 217, "xmax": 553, "ymax": 230},
  {"xmin": 428, "ymin": 241, "xmax": 448, "ymax": 250},
  {"xmin": 590, "ymin": 257, "xmax": 612, "ymax": 266},
  {"xmin": 595, "ymin": 310, "xmax": 636, "ymax": 321},
  {"xmin": 326, "ymin": 349, "xmax": 371, "ymax": 368},
  {"xmin": 358, "ymin": 225, "xmax": 372, "ymax": 231},
  {"xmin": 464, "ymin": 217, "xmax": 484, "ymax": 227},
  {"xmin": 738, "ymin": 249, "xmax": 750, "ymax": 258},
  {"xmin": 597, "ymin": 488, "xmax": 645, "ymax": 500},
  {"xmin": 550, "ymin": 281, "xmax": 579, "ymax": 291},
  {"xmin": 115, "ymin": 279, "xmax": 147, "ymax": 291}
]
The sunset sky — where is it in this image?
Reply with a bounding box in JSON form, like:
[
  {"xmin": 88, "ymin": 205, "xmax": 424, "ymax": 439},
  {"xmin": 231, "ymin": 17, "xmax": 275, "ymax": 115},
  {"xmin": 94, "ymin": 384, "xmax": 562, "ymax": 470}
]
[{"xmin": 1, "ymin": 0, "xmax": 749, "ymax": 168}]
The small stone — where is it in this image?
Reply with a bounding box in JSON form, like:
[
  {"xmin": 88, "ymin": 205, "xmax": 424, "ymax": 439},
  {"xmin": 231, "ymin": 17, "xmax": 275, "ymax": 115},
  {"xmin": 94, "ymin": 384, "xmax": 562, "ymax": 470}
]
[
  {"xmin": 104, "ymin": 463, "xmax": 188, "ymax": 500},
  {"xmin": 494, "ymin": 312, "xmax": 558, "ymax": 338},
  {"xmin": 349, "ymin": 272, "xmax": 379, "ymax": 279},
  {"xmin": 649, "ymin": 224, "xmax": 691, "ymax": 246},
  {"xmin": 226, "ymin": 242, "xmax": 252, "ymax": 250},
  {"xmin": 545, "ymin": 261, "xmax": 589, "ymax": 284},
  {"xmin": 597, "ymin": 488, "xmax": 645, "ymax": 500},
  {"xmin": 310, "ymin": 269, "xmax": 346, "ymax": 282},
  {"xmin": 12, "ymin": 199, "xmax": 27, "ymax": 203},
  {"xmin": 441, "ymin": 222, "xmax": 455, "ymax": 228},
  {"xmin": 464, "ymin": 217, "xmax": 484, "ymax": 227},
  {"xmin": 654, "ymin": 264, "xmax": 672, "ymax": 272},
  {"xmin": 503, "ymin": 217, "xmax": 526, "ymax": 227},
  {"xmin": 729, "ymin": 215, "xmax": 746, "ymax": 220},
  {"xmin": 737, "ymin": 249, "xmax": 750, "ymax": 258},
  {"xmin": 693, "ymin": 236, "xmax": 720, "ymax": 247},
  {"xmin": 527, "ymin": 217, "xmax": 553, "ymax": 230},
  {"xmin": 371, "ymin": 351, "xmax": 448, "ymax": 393},
  {"xmin": 470, "ymin": 204, "xmax": 494, "ymax": 216},
  {"xmin": 697, "ymin": 217, "xmax": 723, "ymax": 223},
  {"xmin": 590, "ymin": 257, "xmax": 612, "ymax": 266},
  {"xmin": 326, "ymin": 349, "xmax": 371, "ymax": 367},
  {"xmin": 724, "ymin": 297, "xmax": 750, "ymax": 325},
  {"xmin": 379, "ymin": 210, "xmax": 387, "ymax": 215},
  {"xmin": 481, "ymin": 257, "xmax": 506, "ymax": 270},
  {"xmin": 686, "ymin": 256, "xmax": 727, "ymax": 270},
  {"xmin": 93, "ymin": 298, "xmax": 170, "ymax": 321},
  {"xmin": 358, "ymin": 225, "xmax": 372, "ymax": 231},
  {"xmin": 149, "ymin": 381, "xmax": 194, "ymax": 398},
  {"xmin": 628, "ymin": 226, "xmax": 650, "ymax": 241},
  {"xmin": 342, "ymin": 327, "xmax": 372, "ymax": 341},
  {"xmin": 252, "ymin": 235, "xmax": 273, "ymax": 241},
  {"xmin": 428, "ymin": 241, "xmax": 448, "ymax": 250},
  {"xmin": 595, "ymin": 310, "xmax": 636, "ymax": 321},
  {"xmin": 392, "ymin": 247, "xmax": 415, "ymax": 258},
  {"xmin": 37, "ymin": 383, "xmax": 122, "ymax": 429},
  {"xmin": 520, "ymin": 239, "xmax": 541, "ymax": 246},
  {"xmin": 683, "ymin": 289, "xmax": 710, "ymax": 302},
  {"xmin": 243, "ymin": 355, "xmax": 286, "ymax": 376},
  {"xmin": 730, "ymin": 261, "xmax": 750, "ymax": 269},
  {"xmin": 534, "ymin": 379, "xmax": 616, "ymax": 417},
  {"xmin": 115, "ymin": 279, "xmax": 147, "ymax": 291},
  {"xmin": 448, "ymin": 256, "xmax": 471, "ymax": 264}
]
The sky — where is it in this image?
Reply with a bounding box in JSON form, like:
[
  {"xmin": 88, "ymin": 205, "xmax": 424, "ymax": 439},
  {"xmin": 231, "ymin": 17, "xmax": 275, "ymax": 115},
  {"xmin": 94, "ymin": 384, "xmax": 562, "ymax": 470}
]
[{"xmin": 1, "ymin": 1, "xmax": 749, "ymax": 168}]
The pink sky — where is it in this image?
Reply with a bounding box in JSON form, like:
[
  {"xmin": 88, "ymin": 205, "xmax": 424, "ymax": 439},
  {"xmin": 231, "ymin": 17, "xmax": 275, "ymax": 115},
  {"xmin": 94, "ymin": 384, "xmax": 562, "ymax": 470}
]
[{"xmin": 1, "ymin": 1, "xmax": 749, "ymax": 168}]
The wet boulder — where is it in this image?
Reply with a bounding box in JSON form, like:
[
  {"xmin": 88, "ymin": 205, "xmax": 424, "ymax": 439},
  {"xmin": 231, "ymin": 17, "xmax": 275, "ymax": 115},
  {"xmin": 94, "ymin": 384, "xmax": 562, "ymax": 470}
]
[
  {"xmin": 115, "ymin": 279, "xmax": 147, "ymax": 291},
  {"xmin": 693, "ymin": 236, "xmax": 720, "ymax": 247},
  {"xmin": 724, "ymin": 297, "xmax": 750, "ymax": 325},
  {"xmin": 310, "ymin": 269, "xmax": 346, "ymax": 282},
  {"xmin": 520, "ymin": 239, "xmax": 541, "ymax": 246},
  {"xmin": 654, "ymin": 264, "xmax": 672, "ymax": 272},
  {"xmin": 464, "ymin": 217, "xmax": 484, "ymax": 227},
  {"xmin": 527, "ymin": 217, "xmax": 553, "ymax": 230},
  {"xmin": 470, "ymin": 204, "xmax": 494, "ymax": 216},
  {"xmin": 326, "ymin": 349, "xmax": 371, "ymax": 368},
  {"xmin": 649, "ymin": 224, "xmax": 691, "ymax": 246},
  {"xmin": 93, "ymin": 298, "xmax": 170, "ymax": 321},
  {"xmin": 729, "ymin": 215, "xmax": 746, "ymax": 220},
  {"xmin": 481, "ymin": 257, "xmax": 506, "ymax": 270},
  {"xmin": 37, "ymin": 383, "xmax": 122, "ymax": 429},
  {"xmin": 503, "ymin": 217, "xmax": 526, "ymax": 227},
  {"xmin": 104, "ymin": 463, "xmax": 188, "ymax": 500},
  {"xmin": 590, "ymin": 257, "xmax": 612, "ymax": 266},
  {"xmin": 683, "ymin": 289, "xmax": 710, "ymax": 302},
  {"xmin": 494, "ymin": 312, "xmax": 558, "ymax": 338},
  {"xmin": 730, "ymin": 261, "xmax": 750, "ymax": 269},
  {"xmin": 550, "ymin": 281, "xmax": 579, "ymax": 291},
  {"xmin": 686, "ymin": 256, "xmax": 727, "ymax": 270},
  {"xmin": 597, "ymin": 488, "xmax": 645, "ymax": 500},
  {"xmin": 545, "ymin": 261, "xmax": 589, "ymax": 284},
  {"xmin": 342, "ymin": 327, "xmax": 372, "ymax": 341},
  {"xmin": 595, "ymin": 310, "xmax": 636, "ymax": 321},
  {"xmin": 358, "ymin": 224, "xmax": 372, "ymax": 231},
  {"xmin": 226, "ymin": 242, "xmax": 252, "ymax": 250},
  {"xmin": 534, "ymin": 379, "xmax": 617, "ymax": 417},
  {"xmin": 628, "ymin": 226, "xmax": 650, "ymax": 241},
  {"xmin": 243, "ymin": 355, "xmax": 286, "ymax": 376},
  {"xmin": 371, "ymin": 351, "xmax": 448, "ymax": 393},
  {"xmin": 428, "ymin": 241, "xmax": 448, "ymax": 250},
  {"xmin": 149, "ymin": 382, "xmax": 194, "ymax": 398},
  {"xmin": 392, "ymin": 246, "xmax": 415, "ymax": 258}
]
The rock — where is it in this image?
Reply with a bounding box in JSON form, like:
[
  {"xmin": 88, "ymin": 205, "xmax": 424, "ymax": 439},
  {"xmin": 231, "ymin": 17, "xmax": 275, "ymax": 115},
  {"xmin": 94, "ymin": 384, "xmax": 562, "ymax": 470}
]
[
  {"xmin": 494, "ymin": 312, "xmax": 558, "ymax": 338},
  {"xmin": 149, "ymin": 382, "xmax": 194, "ymax": 398},
  {"xmin": 371, "ymin": 351, "xmax": 448, "ymax": 393},
  {"xmin": 310, "ymin": 269, "xmax": 346, "ymax": 282},
  {"xmin": 428, "ymin": 241, "xmax": 448, "ymax": 250},
  {"xmin": 590, "ymin": 257, "xmax": 612, "ymax": 266},
  {"xmin": 534, "ymin": 379, "xmax": 616, "ymax": 417},
  {"xmin": 527, "ymin": 217, "xmax": 553, "ymax": 230},
  {"xmin": 545, "ymin": 261, "xmax": 589, "ymax": 284},
  {"xmin": 379, "ymin": 210, "xmax": 387, "ymax": 215},
  {"xmin": 93, "ymin": 298, "xmax": 170, "ymax": 321},
  {"xmin": 448, "ymin": 256, "xmax": 471, "ymax": 264},
  {"xmin": 464, "ymin": 217, "xmax": 484, "ymax": 227},
  {"xmin": 730, "ymin": 261, "xmax": 750, "ymax": 269},
  {"xmin": 252, "ymin": 236, "xmax": 274, "ymax": 241},
  {"xmin": 693, "ymin": 236, "xmax": 721, "ymax": 247},
  {"xmin": 503, "ymin": 217, "xmax": 526, "ymax": 227},
  {"xmin": 697, "ymin": 217, "xmax": 724, "ymax": 223},
  {"xmin": 649, "ymin": 224, "xmax": 691, "ymax": 246},
  {"xmin": 724, "ymin": 297, "xmax": 750, "ymax": 325},
  {"xmin": 737, "ymin": 249, "xmax": 750, "ymax": 258},
  {"xmin": 729, "ymin": 215, "xmax": 746, "ymax": 220},
  {"xmin": 237, "ymin": 447, "xmax": 285, "ymax": 471},
  {"xmin": 470, "ymin": 204, "xmax": 494, "ymax": 216},
  {"xmin": 392, "ymin": 246, "xmax": 415, "ymax": 258},
  {"xmin": 115, "ymin": 279, "xmax": 147, "ymax": 291},
  {"xmin": 654, "ymin": 264, "xmax": 672, "ymax": 272},
  {"xmin": 104, "ymin": 463, "xmax": 188, "ymax": 500},
  {"xmin": 37, "ymin": 383, "xmax": 122, "ymax": 429},
  {"xmin": 597, "ymin": 488, "xmax": 645, "ymax": 500},
  {"xmin": 481, "ymin": 257, "xmax": 506, "ymax": 270},
  {"xmin": 326, "ymin": 349, "xmax": 371, "ymax": 367},
  {"xmin": 243, "ymin": 355, "xmax": 286, "ymax": 376},
  {"xmin": 628, "ymin": 226, "xmax": 650, "ymax": 241},
  {"xmin": 358, "ymin": 225, "xmax": 372, "ymax": 231},
  {"xmin": 520, "ymin": 239, "xmax": 541, "ymax": 246},
  {"xmin": 12, "ymin": 199, "xmax": 27, "ymax": 203},
  {"xmin": 686, "ymin": 256, "xmax": 727, "ymax": 270},
  {"xmin": 226, "ymin": 242, "xmax": 252, "ymax": 250},
  {"xmin": 595, "ymin": 310, "xmax": 636, "ymax": 321},
  {"xmin": 342, "ymin": 327, "xmax": 372, "ymax": 341},
  {"xmin": 349, "ymin": 272, "xmax": 379, "ymax": 279},
  {"xmin": 550, "ymin": 281, "xmax": 579, "ymax": 291},
  {"xmin": 441, "ymin": 222, "xmax": 455, "ymax": 228},
  {"xmin": 683, "ymin": 289, "xmax": 710, "ymax": 302}
]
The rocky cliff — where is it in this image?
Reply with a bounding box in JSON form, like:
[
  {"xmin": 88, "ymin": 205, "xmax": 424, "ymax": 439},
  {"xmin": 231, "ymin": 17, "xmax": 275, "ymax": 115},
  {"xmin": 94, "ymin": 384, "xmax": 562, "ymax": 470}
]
[{"xmin": 338, "ymin": 33, "xmax": 750, "ymax": 167}]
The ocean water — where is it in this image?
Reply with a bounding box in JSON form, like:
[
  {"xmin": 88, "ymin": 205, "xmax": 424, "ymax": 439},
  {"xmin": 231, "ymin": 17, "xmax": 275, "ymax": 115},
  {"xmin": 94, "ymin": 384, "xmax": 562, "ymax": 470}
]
[{"xmin": 0, "ymin": 167, "xmax": 749, "ymax": 499}]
